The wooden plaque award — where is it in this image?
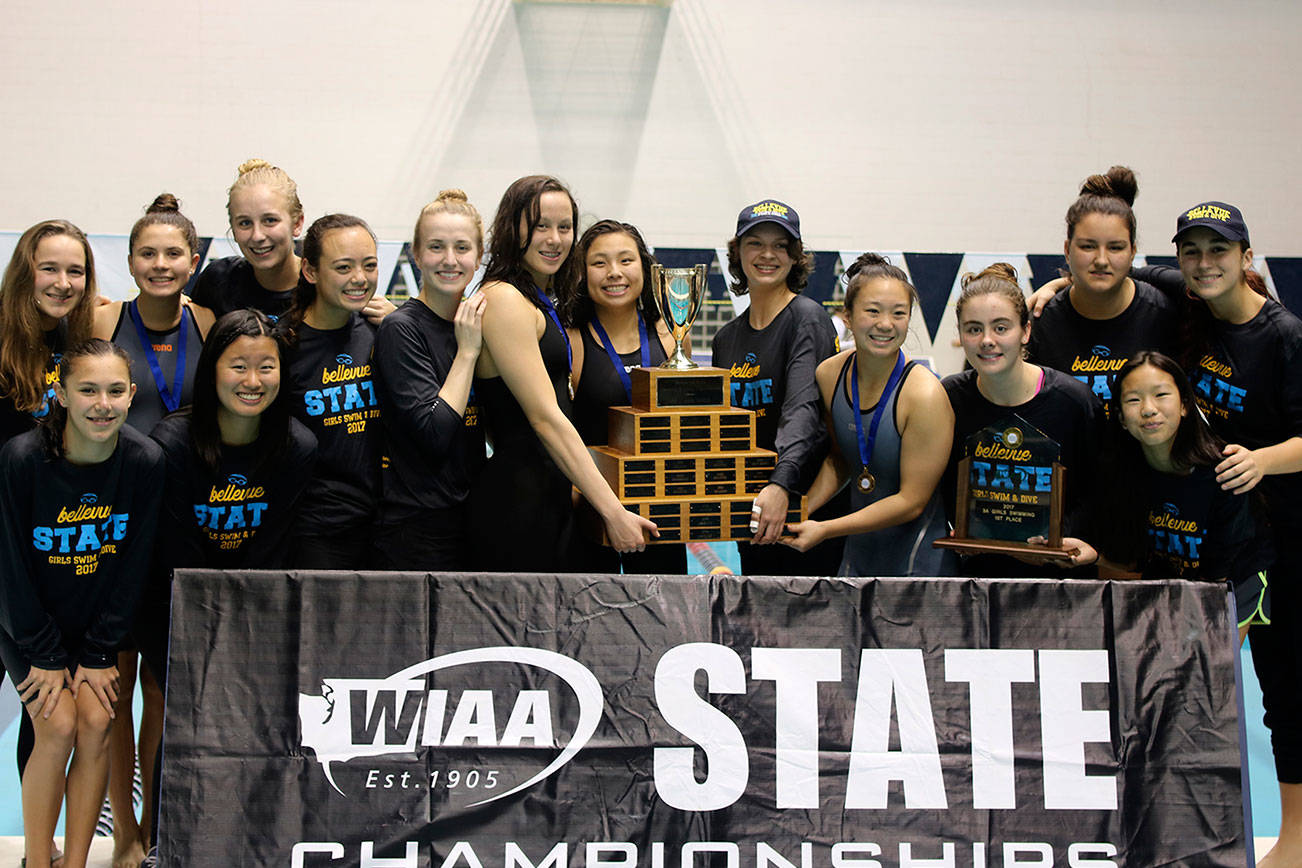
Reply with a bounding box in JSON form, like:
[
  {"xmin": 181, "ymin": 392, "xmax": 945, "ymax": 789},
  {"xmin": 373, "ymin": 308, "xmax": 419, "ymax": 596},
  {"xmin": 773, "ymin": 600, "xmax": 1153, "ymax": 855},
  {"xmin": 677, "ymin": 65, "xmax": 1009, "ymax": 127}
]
[
  {"xmin": 580, "ymin": 264, "xmax": 805, "ymax": 545},
  {"xmin": 933, "ymin": 414, "xmax": 1078, "ymax": 561}
]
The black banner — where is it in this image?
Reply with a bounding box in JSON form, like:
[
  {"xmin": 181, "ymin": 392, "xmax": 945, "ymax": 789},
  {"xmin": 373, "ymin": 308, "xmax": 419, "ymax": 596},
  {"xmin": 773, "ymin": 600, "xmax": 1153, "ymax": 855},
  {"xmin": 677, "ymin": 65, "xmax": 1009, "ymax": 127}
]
[{"xmin": 159, "ymin": 572, "xmax": 1248, "ymax": 867}]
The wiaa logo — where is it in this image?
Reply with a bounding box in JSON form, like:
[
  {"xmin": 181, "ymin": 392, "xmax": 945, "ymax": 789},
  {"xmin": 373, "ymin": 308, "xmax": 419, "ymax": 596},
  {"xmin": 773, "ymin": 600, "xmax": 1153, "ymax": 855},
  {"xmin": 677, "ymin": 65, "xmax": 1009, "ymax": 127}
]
[
  {"xmin": 1091, "ymin": 345, "xmax": 1111, "ymax": 357},
  {"xmin": 227, "ymin": 474, "xmax": 248, "ymax": 486},
  {"xmin": 336, "ymin": 354, "xmax": 353, "ymax": 365},
  {"xmin": 1161, "ymin": 503, "xmax": 1179, "ymax": 516},
  {"xmin": 298, "ymin": 647, "xmax": 601, "ymax": 806},
  {"xmin": 744, "ymin": 352, "xmax": 759, "ymax": 365},
  {"xmin": 79, "ymin": 493, "xmax": 98, "ymax": 505}
]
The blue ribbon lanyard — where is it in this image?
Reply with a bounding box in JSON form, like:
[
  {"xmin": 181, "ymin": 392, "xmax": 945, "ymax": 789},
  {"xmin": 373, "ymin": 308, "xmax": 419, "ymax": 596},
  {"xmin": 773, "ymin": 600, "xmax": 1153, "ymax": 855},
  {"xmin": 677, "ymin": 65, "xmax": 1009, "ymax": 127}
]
[
  {"xmin": 533, "ymin": 287, "xmax": 573, "ymax": 399},
  {"xmin": 128, "ymin": 300, "xmax": 190, "ymax": 414},
  {"xmin": 850, "ymin": 350, "xmax": 906, "ymax": 492},
  {"xmin": 590, "ymin": 312, "xmax": 650, "ymax": 402}
]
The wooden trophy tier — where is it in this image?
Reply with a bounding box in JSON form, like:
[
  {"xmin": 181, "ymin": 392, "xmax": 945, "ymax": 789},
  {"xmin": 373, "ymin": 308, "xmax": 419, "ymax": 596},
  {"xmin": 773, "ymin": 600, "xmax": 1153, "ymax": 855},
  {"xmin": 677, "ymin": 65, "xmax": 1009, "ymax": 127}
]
[
  {"xmin": 631, "ymin": 366, "xmax": 730, "ymax": 412},
  {"xmin": 583, "ymin": 365, "xmax": 806, "ymax": 547}
]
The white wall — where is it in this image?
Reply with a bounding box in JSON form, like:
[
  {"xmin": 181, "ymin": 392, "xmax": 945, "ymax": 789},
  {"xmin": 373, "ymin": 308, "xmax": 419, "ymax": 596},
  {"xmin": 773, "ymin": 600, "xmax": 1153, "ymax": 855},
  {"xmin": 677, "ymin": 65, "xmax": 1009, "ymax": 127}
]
[{"xmin": 1, "ymin": 0, "xmax": 1298, "ymax": 256}]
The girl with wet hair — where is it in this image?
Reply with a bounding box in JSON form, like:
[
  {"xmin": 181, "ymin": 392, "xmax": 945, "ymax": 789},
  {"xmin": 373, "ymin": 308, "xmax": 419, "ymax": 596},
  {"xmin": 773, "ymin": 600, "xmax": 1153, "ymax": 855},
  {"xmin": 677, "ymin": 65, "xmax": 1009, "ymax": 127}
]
[
  {"xmin": 562, "ymin": 218, "xmax": 686, "ymax": 574},
  {"xmin": 0, "ymin": 339, "xmax": 163, "ymax": 868},
  {"xmin": 781, "ymin": 254, "xmax": 955, "ymax": 576},
  {"xmin": 372, "ymin": 190, "xmax": 489, "ymax": 570},
  {"xmin": 284, "ymin": 214, "xmax": 384, "ymax": 568},
  {"xmin": 1026, "ymin": 167, "xmax": 1179, "ymax": 409},
  {"xmin": 467, "ymin": 176, "xmax": 656, "ymax": 571},
  {"xmin": 941, "ymin": 263, "xmax": 1104, "ymax": 576}
]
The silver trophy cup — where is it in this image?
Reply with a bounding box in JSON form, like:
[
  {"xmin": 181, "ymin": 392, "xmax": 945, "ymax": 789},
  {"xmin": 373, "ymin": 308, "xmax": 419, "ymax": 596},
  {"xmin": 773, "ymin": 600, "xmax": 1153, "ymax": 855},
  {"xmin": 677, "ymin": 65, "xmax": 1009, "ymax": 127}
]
[{"xmin": 650, "ymin": 263, "xmax": 707, "ymax": 369}]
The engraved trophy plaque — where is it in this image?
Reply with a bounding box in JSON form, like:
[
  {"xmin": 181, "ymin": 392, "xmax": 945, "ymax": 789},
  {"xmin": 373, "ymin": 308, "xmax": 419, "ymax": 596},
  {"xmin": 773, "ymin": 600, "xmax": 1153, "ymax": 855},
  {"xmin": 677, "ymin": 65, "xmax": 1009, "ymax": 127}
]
[
  {"xmin": 579, "ymin": 263, "xmax": 806, "ymax": 545},
  {"xmin": 933, "ymin": 414, "xmax": 1077, "ymax": 561}
]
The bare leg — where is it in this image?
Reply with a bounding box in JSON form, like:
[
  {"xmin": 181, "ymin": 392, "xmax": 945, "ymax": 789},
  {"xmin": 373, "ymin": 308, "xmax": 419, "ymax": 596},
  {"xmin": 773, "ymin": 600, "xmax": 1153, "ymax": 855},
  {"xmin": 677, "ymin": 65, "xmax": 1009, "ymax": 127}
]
[
  {"xmin": 137, "ymin": 664, "xmax": 163, "ymax": 846},
  {"xmin": 60, "ymin": 688, "xmax": 113, "ymax": 868},
  {"xmin": 22, "ymin": 690, "xmax": 77, "ymax": 868},
  {"xmin": 108, "ymin": 651, "xmax": 145, "ymax": 867},
  {"xmin": 1258, "ymin": 782, "xmax": 1302, "ymax": 866}
]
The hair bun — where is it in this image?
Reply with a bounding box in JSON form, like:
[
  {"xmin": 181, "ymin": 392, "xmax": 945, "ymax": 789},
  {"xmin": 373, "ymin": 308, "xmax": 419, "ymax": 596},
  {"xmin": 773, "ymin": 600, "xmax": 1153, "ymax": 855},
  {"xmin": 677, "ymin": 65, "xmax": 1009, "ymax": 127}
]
[
  {"xmin": 436, "ymin": 188, "xmax": 468, "ymax": 204},
  {"xmin": 237, "ymin": 158, "xmax": 273, "ymax": 176},
  {"xmin": 1079, "ymin": 165, "xmax": 1138, "ymax": 207},
  {"xmin": 146, "ymin": 193, "xmax": 180, "ymax": 214},
  {"xmin": 962, "ymin": 262, "xmax": 1020, "ymax": 288},
  {"xmin": 845, "ymin": 252, "xmax": 890, "ymax": 279}
]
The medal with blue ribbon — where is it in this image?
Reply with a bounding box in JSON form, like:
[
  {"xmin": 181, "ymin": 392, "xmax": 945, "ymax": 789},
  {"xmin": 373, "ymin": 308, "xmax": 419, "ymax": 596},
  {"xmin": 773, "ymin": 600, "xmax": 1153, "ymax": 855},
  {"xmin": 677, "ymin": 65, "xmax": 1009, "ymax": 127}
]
[
  {"xmin": 128, "ymin": 300, "xmax": 190, "ymax": 414},
  {"xmin": 590, "ymin": 311, "xmax": 650, "ymax": 402},
  {"xmin": 851, "ymin": 349, "xmax": 906, "ymax": 494}
]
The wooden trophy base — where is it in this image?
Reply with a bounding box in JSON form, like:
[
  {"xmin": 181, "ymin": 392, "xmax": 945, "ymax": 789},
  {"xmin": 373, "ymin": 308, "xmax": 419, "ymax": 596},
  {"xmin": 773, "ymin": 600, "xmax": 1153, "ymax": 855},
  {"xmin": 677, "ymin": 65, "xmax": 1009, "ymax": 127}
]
[
  {"xmin": 631, "ymin": 366, "xmax": 730, "ymax": 412},
  {"xmin": 933, "ymin": 537, "xmax": 1079, "ymax": 562},
  {"xmin": 579, "ymin": 493, "xmax": 808, "ymax": 546}
]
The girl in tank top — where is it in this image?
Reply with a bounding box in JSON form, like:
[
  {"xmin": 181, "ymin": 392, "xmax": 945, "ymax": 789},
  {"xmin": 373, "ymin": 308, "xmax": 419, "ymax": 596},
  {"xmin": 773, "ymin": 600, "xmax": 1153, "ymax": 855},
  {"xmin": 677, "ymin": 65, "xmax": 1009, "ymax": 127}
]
[
  {"xmin": 468, "ymin": 176, "xmax": 656, "ymax": 571},
  {"xmin": 781, "ymin": 254, "xmax": 954, "ymax": 576},
  {"xmin": 561, "ymin": 219, "xmax": 686, "ymax": 574}
]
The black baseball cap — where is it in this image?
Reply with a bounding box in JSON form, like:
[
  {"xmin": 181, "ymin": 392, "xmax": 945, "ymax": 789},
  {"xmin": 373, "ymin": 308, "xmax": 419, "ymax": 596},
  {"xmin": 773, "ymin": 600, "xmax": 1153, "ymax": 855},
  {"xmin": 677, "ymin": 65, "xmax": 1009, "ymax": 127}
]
[
  {"xmin": 735, "ymin": 199, "xmax": 801, "ymax": 240},
  {"xmin": 1172, "ymin": 200, "xmax": 1250, "ymax": 247}
]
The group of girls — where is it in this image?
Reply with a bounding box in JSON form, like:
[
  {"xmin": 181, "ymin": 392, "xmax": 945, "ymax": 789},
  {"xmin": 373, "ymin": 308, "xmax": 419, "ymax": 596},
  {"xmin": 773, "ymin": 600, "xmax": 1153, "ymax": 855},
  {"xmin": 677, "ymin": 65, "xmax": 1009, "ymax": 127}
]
[{"xmin": 0, "ymin": 158, "xmax": 1299, "ymax": 866}]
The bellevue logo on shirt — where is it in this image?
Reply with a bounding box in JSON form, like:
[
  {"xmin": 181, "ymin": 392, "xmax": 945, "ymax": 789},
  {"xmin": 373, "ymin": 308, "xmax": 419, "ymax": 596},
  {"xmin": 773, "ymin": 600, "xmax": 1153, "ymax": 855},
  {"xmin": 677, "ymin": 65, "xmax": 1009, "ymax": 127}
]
[
  {"xmin": 1193, "ymin": 355, "xmax": 1244, "ymax": 420},
  {"xmin": 33, "ymin": 491, "xmax": 128, "ymax": 573}
]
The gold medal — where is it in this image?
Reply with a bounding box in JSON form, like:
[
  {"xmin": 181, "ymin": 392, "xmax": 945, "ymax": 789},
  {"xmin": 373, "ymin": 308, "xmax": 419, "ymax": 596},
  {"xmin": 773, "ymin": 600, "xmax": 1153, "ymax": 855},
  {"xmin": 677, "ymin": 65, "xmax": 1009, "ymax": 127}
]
[{"xmin": 857, "ymin": 469, "xmax": 876, "ymax": 493}]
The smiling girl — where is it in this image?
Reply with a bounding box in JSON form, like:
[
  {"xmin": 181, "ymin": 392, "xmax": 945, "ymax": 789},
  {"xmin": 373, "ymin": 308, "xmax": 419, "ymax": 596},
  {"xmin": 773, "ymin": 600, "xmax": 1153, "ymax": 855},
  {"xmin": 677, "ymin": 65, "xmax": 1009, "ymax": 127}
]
[
  {"xmin": 284, "ymin": 215, "xmax": 384, "ymax": 568},
  {"xmin": 1093, "ymin": 352, "xmax": 1271, "ymax": 638},
  {"xmin": 468, "ymin": 176, "xmax": 655, "ymax": 571},
  {"xmin": 781, "ymin": 254, "xmax": 954, "ymax": 576},
  {"xmin": 711, "ymin": 199, "xmax": 840, "ymax": 576},
  {"xmin": 941, "ymin": 264, "xmax": 1103, "ymax": 575},
  {"xmin": 561, "ymin": 219, "xmax": 686, "ymax": 574},
  {"xmin": 1, "ymin": 220, "xmax": 98, "ymax": 444},
  {"xmin": 372, "ymin": 190, "xmax": 488, "ymax": 570},
  {"xmin": 0, "ymin": 339, "xmax": 164, "ymax": 868},
  {"xmin": 94, "ymin": 194, "xmax": 214, "ymax": 436},
  {"xmin": 1027, "ymin": 167, "xmax": 1178, "ymax": 408}
]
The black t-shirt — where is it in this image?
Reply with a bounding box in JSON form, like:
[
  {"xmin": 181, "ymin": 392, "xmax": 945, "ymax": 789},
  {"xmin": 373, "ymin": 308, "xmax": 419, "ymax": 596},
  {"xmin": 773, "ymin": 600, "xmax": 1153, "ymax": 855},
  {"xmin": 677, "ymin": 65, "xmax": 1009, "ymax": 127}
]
[
  {"xmin": 0, "ymin": 426, "xmax": 164, "ymax": 670},
  {"xmin": 0, "ymin": 325, "xmax": 65, "ymax": 446},
  {"xmin": 1190, "ymin": 299, "xmax": 1302, "ymax": 534},
  {"xmin": 573, "ymin": 319, "xmax": 668, "ymax": 445},
  {"xmin": 190, "ymin": 256, "xmax": 294, "ymax": 320},
  {"xmin": 1027, "ymin": 280, "xmax": 1178, "ymax": 412},
  {"xmin": 711, "ymin": 294, "xmax": 838, "ymax": 493},
  {"xmin": 942, "ymin": 367, "xmax": 1105, "ymax": 575},
  {"xmin": 151, "ymin": 413, "xmax": 317, "ymax": 570},
  {"xmin": 287, "ymin": 316, "xmax": 382, "ymax": 533},
  {"xmin": 1139, "ymin": 465, "xmax": 1273, "ymax": 585},
  {"xmin": 372, "ymin": 298, "xmax": 485, "ymax": 521}
]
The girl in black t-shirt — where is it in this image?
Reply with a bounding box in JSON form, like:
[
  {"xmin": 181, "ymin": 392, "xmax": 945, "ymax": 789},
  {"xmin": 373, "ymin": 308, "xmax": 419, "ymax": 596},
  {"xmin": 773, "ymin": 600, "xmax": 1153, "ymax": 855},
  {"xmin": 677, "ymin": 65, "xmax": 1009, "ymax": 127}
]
[
  {"xmin": 1167, "ymin": 202, "xmax": 1302, "ymax": 867},
  {"xmin": 0, "ymin": 339, "xmax": 163, "ymax": 868},
  {"xmin": 190, "ymin": 159, "xmax": 397, "ymax": 324},
  {"xmin": 467, "ymin": 176, "xmax": 655, "ymax": 571},
  {"xmin": 560, "ymin": 219, "xmax": 686, "ymax": 574},
  {"xmin": 942, "ymin": 263, "xmax": 1104, "ymax": 576},
  {"xmin": 1091, "ymin": 352, "xmax": 1271, "ymax": 640},
  {"xmin": 372, "ymin": 190, "xmax": 488, "ymax": 570},
  {"xmin": 1026, "ymin": 166, "xmax": 1177, "ymax": 407},
  {"xmin": 284, "ymin": 214, "xmax": 383, "ymax": 568}
]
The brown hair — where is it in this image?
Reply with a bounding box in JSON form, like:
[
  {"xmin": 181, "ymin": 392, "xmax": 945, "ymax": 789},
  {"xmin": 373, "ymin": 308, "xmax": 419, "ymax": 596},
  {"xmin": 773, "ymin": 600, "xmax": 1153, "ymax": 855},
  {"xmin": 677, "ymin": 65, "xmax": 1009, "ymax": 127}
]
[
  {"xmin": 226, "ymin": 158, "xmax": 304, "ymax": 225},
  {"xmin": 725, "ymin": 226, "xmax": 814, "ymax": 296},
  {"xmin": 129, "ymin": 192, "xmax": 199, "ymax": 255},
  {"xmin": 0, "ymin": 220, "xmax": 98, "ymax": 412},
  {"xmin": 39, "ymin": 338, "xmax": 132, "ymax": 459},
  {"xmin": 412, "ymin": 188, "xmax": 485, "ymax": 256},
  {"xmin": 956, "ymin": 262, "xmax": 1028, "ymax": 327},
  {"xmin": 1065, "ymin": 165, "xmax": 1138, "ymax": 245},
  {"xmin": 286, "ymin": 214, "xmax": 377, "ymax": 339},
  {"xmin": 484, "ymin": 175, "xmax": 579, "ymax": 310}
]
